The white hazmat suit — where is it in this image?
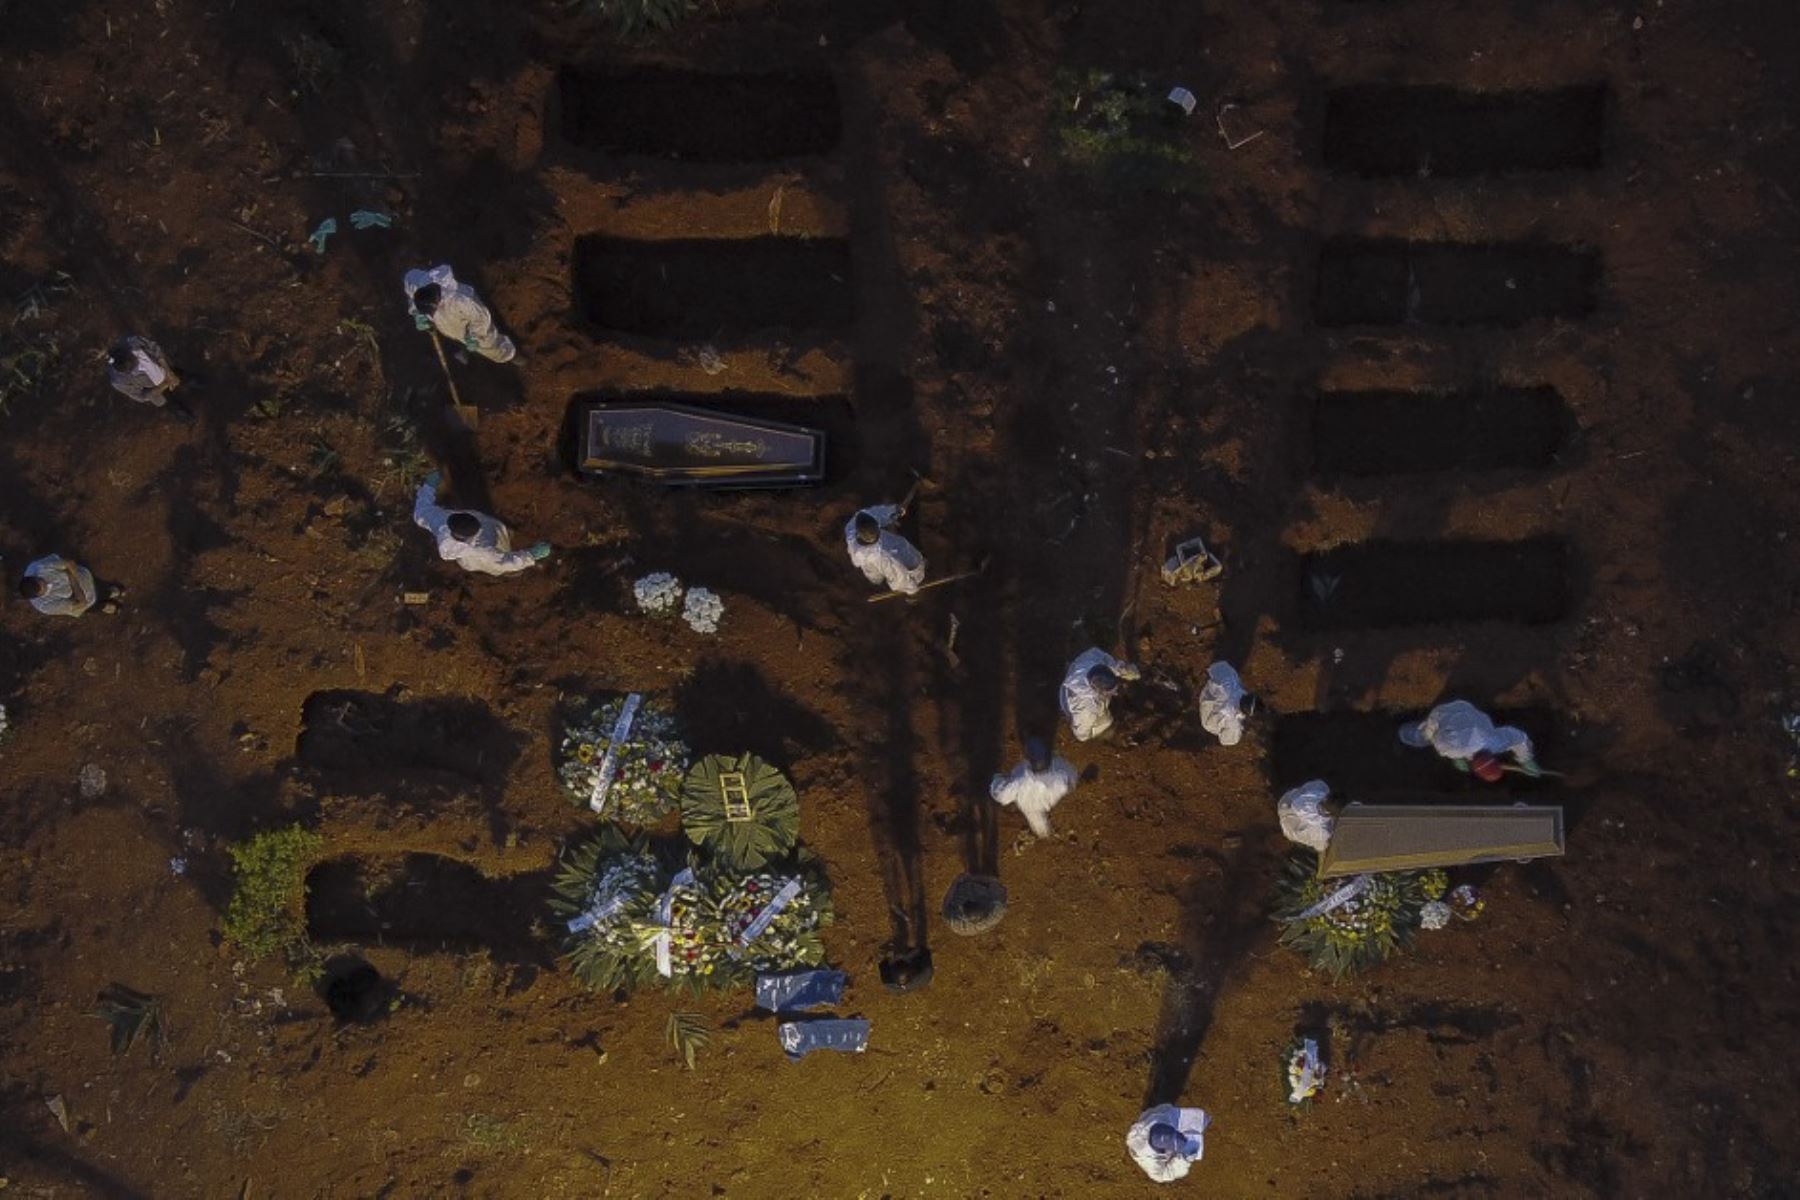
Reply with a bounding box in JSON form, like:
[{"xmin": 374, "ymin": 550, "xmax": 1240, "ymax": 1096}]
[
  {"xmin": 844, "ymin": 504, "xmax": 925, "ymax": 595},
  {"xmin": 1059, "ymin": 648, "xmax": 1140, "ymax": 742},
  {"xmin": 1125, "ymin": 1105, "xmax": 1209, "ymax": 1183},
  {"xmin": 989, "ymin": 754, "xmax": 1078, "ymax": 837},
  {"xmin": 412, "ymin": 479, "xmax": 540, "ymax": 576},
  {"xmin": 1197, "ymin": 660, "xmax": 1249, "ymax": 746},
  {"xmin": 1276, "ymin": 780, "xmax": 1335, "ymax": 853},
  {"xmin": 403, "ymin": 264, "xmax": 516, "ymax": 363},
  {"xmin": 1398, "ymin": 700, "xmax": 1536, "ymax": 769}
]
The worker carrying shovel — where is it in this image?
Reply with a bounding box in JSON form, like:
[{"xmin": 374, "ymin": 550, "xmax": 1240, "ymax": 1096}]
[
  {"xmin": 1398, "ymin": 699, "xmax": 1542, "ymax": 781},
  {"xmin": 403, "ymin": 265, "xmax": 516, "ymax": 363},
  {"xmin": 845, "ymin": 484, "xmax": 926, "ymax": 597}
]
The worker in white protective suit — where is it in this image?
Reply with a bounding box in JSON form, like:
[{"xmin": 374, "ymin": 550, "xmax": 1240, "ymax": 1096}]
[
  {"xmin": 1126, "ymin": 1105, "xmax": 1209, "ymax": 1183},
  {"xmin": 1398, "ymin": 699, "xmax": 1539, "ymax": 782},
  {"xmin": 1276, "ymin": 779, "xmax": 1335, "ymax": 853},
  {"xmin": 989, "ymin": 737, "xmax": 1078, "ymax": 838},
  {"xmin": 106, "ymin": 335, "xmax": 184, "ymax": 410},
  {"xmin": 18, "ymin": 554, "xmax": 99, "ymax": 617},
  {"xmin": 845, "ymin": 504, "xmax": 925, "ymax": 596},
  {"xmin": 1060, "ymin": 647, "xmax": 1141, "ymax": 742},
  {"xmin": 403, "ymin": 265, "xmax": 517, "ymax": 363},
  {"xmin": 412, "ymin": 472, "xmax": 549, "ymax": 576},
  {"xmin": 1197, "ymin": 660, "xmax": 1251, "ymax": 746}
]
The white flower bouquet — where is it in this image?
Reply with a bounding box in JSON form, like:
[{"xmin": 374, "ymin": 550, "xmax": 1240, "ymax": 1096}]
[
  {"xmin": 633, "ymin": 572, "xmax": 684, "ymax": 617},
  {"xmin": 682, "ymin": 587, "xmax": 724, "ymax": 634}
]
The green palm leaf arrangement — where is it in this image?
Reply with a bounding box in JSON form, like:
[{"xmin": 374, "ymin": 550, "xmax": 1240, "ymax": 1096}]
[
  {"xmin": 680, "ymin": 753, "xmax": 799, "ymax": 871},
  {"xmin": 549, "ymin": 829, "xmax": 670, "ymax": 992},
  {"xmin": 1272, "ymin": 850, "xmax": 1429, "ymax": 980}
]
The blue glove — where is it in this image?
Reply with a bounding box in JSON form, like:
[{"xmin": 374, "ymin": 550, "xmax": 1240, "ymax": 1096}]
[
  {"xmin": 349, "ymin": 209, "xmax": 393, "ymax": 230},
  {"xmin": 307, "ymin": 218, "xmax": 337, "ymax": 254},
  {"xmin": 526, "ymin": 541, "xmax": 552, "ymax": 562},
  {"xmin": 423, "ymin": 470, "xmax": 442, "ymax": 490},
  {"xmin": 462, "ymin": 334, "xmax": 480, "ymax": 352},
  {"xmin": 413, "ymin": 313, "xmax": 434, "ymax": 331}
]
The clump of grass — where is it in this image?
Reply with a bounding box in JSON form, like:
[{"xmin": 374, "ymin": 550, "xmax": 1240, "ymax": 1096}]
[
  {"xmin": 570, "ymin": 0, "xmax": 697, "ymax": 36},
  {"xmin": 665, "ymin": 1009, "xmax": 710, "ymax": 1069},
  {"xmin": 222, "ymin": 825, "xmax": 325, "ymax": 969},
  {"xmin": 1054, "ymin": 69, "xmax": 1203, "ymax": 195},
  {"xmin": 462, "ymin": 1113, "xmax": 524, "ymax": 1154}
]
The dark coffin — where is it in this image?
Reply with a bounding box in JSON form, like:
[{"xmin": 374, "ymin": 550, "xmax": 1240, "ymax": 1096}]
[{"xmin": 577, "ymin": 401, "xmax": 825, "ymax": 487}]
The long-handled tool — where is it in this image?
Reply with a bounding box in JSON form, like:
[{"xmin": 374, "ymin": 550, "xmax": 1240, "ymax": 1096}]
[
  {"xmin": 425, "ymin": 330, "xmax": 478, "ymax": 431},
  {"xmin": 867, "ymin": 556, "xmax": 989, "ymax": 604}
]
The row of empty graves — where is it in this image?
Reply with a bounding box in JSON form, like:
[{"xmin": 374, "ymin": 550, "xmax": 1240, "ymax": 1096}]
[
  {"xmin": 559, "ymin": 66, "xmax": 855, "ymax": 489},
  {"xmin": 1276, "ymin": 83, "xmax": 1610, "ymax": 870}
]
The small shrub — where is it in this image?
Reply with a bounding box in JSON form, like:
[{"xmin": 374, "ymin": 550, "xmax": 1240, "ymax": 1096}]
[
  {"xmin": 223, "ymin": 825, "xmax": 325, "ymax": 965},
  {"xmin": 1053, "ymin": 69, "xmax": 1203, "ymax": 195},
  {"xmin": 572, "ymin": 0, "xmax": 697, "ymax": 37}
]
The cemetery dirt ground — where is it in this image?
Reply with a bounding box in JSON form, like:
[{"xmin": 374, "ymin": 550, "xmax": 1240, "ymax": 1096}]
[{"xmin": 2, "ymin": 0, "xmax": 1799, "ymax": 1196}]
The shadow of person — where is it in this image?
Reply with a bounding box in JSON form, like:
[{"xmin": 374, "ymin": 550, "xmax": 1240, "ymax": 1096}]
[{"xmin": 1143, "ymin": 840, "xmax": 1276, "ymax": 1107}]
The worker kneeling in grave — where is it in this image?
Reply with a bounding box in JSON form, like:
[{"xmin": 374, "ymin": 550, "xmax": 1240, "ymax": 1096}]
[{"xmin": 1398, "ymin": 699, "xmax": 1540, "ymax": 782}]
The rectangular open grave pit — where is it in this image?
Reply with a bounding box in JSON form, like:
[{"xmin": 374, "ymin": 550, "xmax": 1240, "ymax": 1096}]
[
  {"xmin": 558, "ymin": 65, "xmax": 842, "ymax": 162},
  {"xmin": 1297, "ymin": 536, "xmax": 1572, "ymax": 630},
  {"xmin": 1323, "ymin": 84, "xmax": 1606, "ymax": 176},
  {"xmin": 1271, "ymin": 708, "xmax": 1564, "ymax": 795},
  {"xmin": 1314, "ymin": 240, "xmax": 1600, "ymax": 328},
  {"xmin": 305, "ymin": 854, "xmax": 548, "ymax": 954},
  {"xmin": 296, "ymin": 689, "xmax": 520, "ymax": 793},
  {"xmin": 1310, "ymin": 386, "xmax": 1575, "ymax": 477},
  {"xmin": 574, "ymin": 236, "xmax": 854, "ymax": 341}
]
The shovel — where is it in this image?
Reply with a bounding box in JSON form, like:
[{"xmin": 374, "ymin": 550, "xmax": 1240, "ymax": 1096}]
[{"xmin": 426, "ymin": 329, "xmax": 478, "ymax": 431}]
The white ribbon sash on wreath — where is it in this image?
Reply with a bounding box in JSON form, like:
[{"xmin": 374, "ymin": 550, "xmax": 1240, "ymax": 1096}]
[
  {"xmin": 1286, "ymin": 874, "xmax": 1370, "ymax": 923},
  {"xmin": 566, "ymin": 862, "xmax": 638, "ymax": 934},
  {"xmin": 588, "ymin": 692, "xmax": 643, "ymax": 814},
  {"xmin": 654, "ymin": 867, "xmax": 695, "ymax": 978},
  {"xmin": 730, "ymin": 877, "xmax": 802, "ymax": 959}
]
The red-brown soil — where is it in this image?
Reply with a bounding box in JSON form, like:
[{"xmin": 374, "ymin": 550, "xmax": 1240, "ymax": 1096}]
[{"xmin": 2, "ymin": 0, "xmax": 1798, "ymax": 1196}]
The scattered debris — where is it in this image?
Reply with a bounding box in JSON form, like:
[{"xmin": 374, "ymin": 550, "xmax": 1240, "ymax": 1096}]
[
  {"xmin": 1216, "ymin": 102, "xmax": 1264, "ymax": 150},
  {"xmin": 665, "ymin": 1010, "xmax": 711, "ymax": 1069},
  {"xmin": 1166, "ymin": 85, "xmax": 1198, "ymax": 116},
  {"xmin": 348, "ymin": 209, "xmax": 393, "ymax": 230},
  {"xmin": 1161, "ymin": 535, "xmax": 1222, "ymax": 585},
  {"xmin": 307, "ymin": 218, "xmax": 337, "ymax": 254},
  {"xmin": 91, "ymin": 984, "xmax": 168, "ymax": 1056},
  {"xmin": 78, "ymin": 763, "xmax": 107, "ymax": 800},
  {"xmin": 45, "ymin": 1094, "xmax": 69, "ymax": 1133},
  {"xmin": 779, "ymin": 1018, "xmax": 870, "ymax": 1061},
  {"xmin": 401, "ymin": 591, "xmax": 430, "ymax": 605}
]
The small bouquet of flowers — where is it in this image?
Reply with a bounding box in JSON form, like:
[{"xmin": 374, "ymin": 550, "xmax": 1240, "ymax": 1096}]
[
  {"xmin": 557, "ymin": 696, "xmax": 690, "ymax": 824},
  {"xmin": 1283, "ymin": 1036, "xmax": 1327, "ymax": 1105},
  {"xmin": 633, "ymin": 572, "xmax": 684, "ymax": 617},
  {"xmin": 682, "ymin": 587, "xmax": 724, "ymax": 635}
]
